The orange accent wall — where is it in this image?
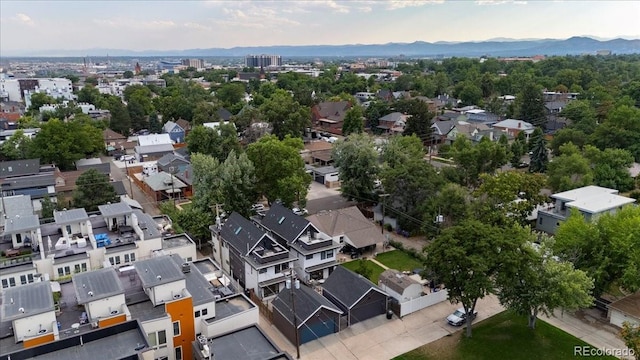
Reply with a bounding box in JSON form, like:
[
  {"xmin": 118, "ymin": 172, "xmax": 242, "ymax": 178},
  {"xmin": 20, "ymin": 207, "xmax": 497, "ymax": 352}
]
[
  {"xmin": 23, "ymin": 333, "xmax": 55, "ymax": 348},
  {"xmin": 165, "ymin": 296, "xmax": 195, "ymax": 360},
  {"xmin": 98, "ymin": 314, "xmax": 127, "ymax": 328}
]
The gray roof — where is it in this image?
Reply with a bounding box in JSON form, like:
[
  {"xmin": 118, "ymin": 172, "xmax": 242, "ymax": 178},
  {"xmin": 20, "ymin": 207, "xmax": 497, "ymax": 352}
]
[
  {"xmin": 73, "ymin": 267, "xmax": 125, "ymax": 305},
  {"xmin": 1, "ymin": 194, "xmax": 33, "ymax": 218},
  {"xmin": 77, "ymin": 162, "xmax": 111, "ymax": 175},
  {"xmin": 379, "ymin": 269, "xmax": 422, "ymax": 294},
  {"xmin": 322, "ymin": 266, "xmax": 387, "ymax": 309},
  {"xmin": 54, "ymin": 208, "xmax": 89, "ymax": 225},
  {"xmin": 134, "ymin": 255, "xmax": 185, "ymax": 288},
  {"xmin": 132, "ymin": 210, "xmax": 163, "ymax": 239},
  {"xmin": 135, "ymin": 143, "xmax": 175, "ymax": 155},
  {"xmin": 3, "ymin": 214, "xmax": 40, "ymax": 234},
  {"xmin": 379, "ymin": 112, "xmax": 405, "ymax": 123},
  {"xmin": 431, "ymin": 120, "xmax": 455, "ymax": 136},
  {"xmin": 1, "ymin": 172, "xmax": 55, "ymax": 191},
  {"xmin": 207, "ymin": 325, "xmax": 289, "ymax": 360},
  {"xmin": 156, "ymin": 153, "xmax": 188, "ymax": 168},
  {"xmin": 272, "ymin": 285, "xmax": 342, "ymax": 327},
  {"xmin": 98, "ymin": 202, "xmax": 133, "ymax": 218},
  {"xmin": 220, "ymin": 212, "xmax": 268, "ymax": 255},
  {"xmin": 169, "ymin": 254, "xmax": 217, "ymax": 306},
  {"xmin": 1, "ymin": 281, "xmax": 54, "ymax": 321},
  {"xmin": 143, "ymin": 172, "xmax": 187, "ymax": 192},
  {"xmin": 0, "ymin": 159, "xmax": 40, "ymax": 178},
  {"xmin": 217, "ymin": 107, "xmax": 233, "ymax": 121},
  {"xmin": 261, "ymin": 203, "xmax": 311, "ymax": 244},
  {"xmin": 111, "ymin": 180, "xmax": 127, "ymax": 196},
  {"xmin": 163, "ymin": 120, "xmax": 181, "ymax": 133},
  {"xmin": 75, "ymin": 158, "xmax": 102, "ymax": 167}
]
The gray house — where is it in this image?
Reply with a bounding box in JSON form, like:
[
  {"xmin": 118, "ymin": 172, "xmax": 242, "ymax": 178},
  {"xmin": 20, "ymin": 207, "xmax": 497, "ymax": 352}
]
[{"xmin": 322, "ymin": 266, "xmax": 388, "ymax": 326}]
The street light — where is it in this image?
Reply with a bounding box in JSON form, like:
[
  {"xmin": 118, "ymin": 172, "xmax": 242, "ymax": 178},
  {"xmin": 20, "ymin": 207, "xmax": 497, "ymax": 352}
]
[{"xmin": 285, "ymin": 272, "xmax": 301, "ymax": 359}]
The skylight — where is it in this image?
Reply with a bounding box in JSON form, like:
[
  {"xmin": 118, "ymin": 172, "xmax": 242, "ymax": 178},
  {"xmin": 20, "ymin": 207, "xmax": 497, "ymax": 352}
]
[
  {"xmin": 278, "ymin": 216, "xmax": 285, "ymax": 224},
  {"xmin": 235, "ymin": 226, "xmax": 242, "ymax": 235}
]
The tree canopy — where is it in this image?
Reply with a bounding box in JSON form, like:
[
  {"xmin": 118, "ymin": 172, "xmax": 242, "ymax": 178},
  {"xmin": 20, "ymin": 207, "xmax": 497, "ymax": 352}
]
[
  {"xmin": 332, "ymin": 133, "xmax": 379, "ymax": 202},
  {"xmin": 73, "ymin": 169, "xmax": 118, "ymax": 212}
]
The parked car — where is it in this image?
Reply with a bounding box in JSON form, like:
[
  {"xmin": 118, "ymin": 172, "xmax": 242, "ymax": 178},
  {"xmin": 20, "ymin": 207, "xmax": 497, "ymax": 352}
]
[
  {"xmin": 292, "ymin": 207, "xmax": 308, "ymax": 216},
  {"xmin": 517, "ymin": 162, "xmax": 530, "ymax": 168},
  {"xmin": 120, "ymin": 155, "xmax": 136, "ymax": 162},
  {"xmin": 447, "ymin": 307, "xmax": 478, "ymax": 326}
]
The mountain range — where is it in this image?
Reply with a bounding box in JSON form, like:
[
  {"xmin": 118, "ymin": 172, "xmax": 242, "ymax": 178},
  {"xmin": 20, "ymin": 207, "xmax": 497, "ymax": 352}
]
[{"xmin": 5, "ymin": 37, "xmax": 640, "ymax": 58}]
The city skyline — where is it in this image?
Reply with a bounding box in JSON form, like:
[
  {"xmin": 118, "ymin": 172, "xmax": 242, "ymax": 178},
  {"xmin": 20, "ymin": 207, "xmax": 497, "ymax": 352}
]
[{"xmin": 1, "ymin": 0, "xmax": 639, "ymax": 56}]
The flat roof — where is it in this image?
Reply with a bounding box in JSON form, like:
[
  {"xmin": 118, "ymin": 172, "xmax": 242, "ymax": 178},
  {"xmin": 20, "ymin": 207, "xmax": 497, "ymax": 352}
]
[
  {"xmin": 566, "ymin": 193, "xmax": 636, "ymax": 214},
  {"xmin": 98, "ymin": 202, "xmax": 133, "ymax": 218},
  {"xmin": 552, "ymin": 185, "xmax": 618, "ymax": 202},
  {"xmin": 134, "ymin": 255, "xmax": 184, "ymax": 288},
  {"xmin": 1, "ymin": 281, "xmax": 54, "ymax": 321},
  {"xmin": 212, "ymin": 294, "xmax": 255, "ymax": 321},
  {"xmin": 3, "ymin": 214, "xmax": 39, "ymax": 233},
  {"xmin": 127, "ymin": 301, "xmax": 168, "ymax": 322},
  {"xmin": 205, "ymin": 325, "xmax": 290, "ymax": 360},
  {"xmin": 54, "ymin": 208, "xmax": 89, "ymax": 225},
  {"xmin": 73, "ymin": 267, "xmax": 125, "ymax": 305}
]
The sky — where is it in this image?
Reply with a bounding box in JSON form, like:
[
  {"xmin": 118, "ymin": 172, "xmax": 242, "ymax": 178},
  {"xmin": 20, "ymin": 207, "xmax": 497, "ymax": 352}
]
[{"xmin": 1, "ymin": 0, "xmax": 639, "ymax": 55}]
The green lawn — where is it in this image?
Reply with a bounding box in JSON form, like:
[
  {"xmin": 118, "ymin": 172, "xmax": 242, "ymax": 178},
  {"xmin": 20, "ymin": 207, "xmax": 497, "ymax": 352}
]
[
  {"xmin": 393, "ymin": 311, "xmax": 617, "ymax": 360},
  {"xmin": 341, "ymin": 259, "xmax": 386, "ymax": 284},
  {"xmin": 178, "ymin": 202, "xmax": 192, "ymax": 211},
  {"xmin": 375, "ymin": 250, "xmax": 424, "ymax": 272}
]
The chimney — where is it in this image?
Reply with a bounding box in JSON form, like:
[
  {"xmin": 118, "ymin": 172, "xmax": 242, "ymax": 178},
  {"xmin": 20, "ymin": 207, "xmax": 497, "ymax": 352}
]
[{"xmin": 518, "ymin": 122, "xmax": 521, "ymax": 128}]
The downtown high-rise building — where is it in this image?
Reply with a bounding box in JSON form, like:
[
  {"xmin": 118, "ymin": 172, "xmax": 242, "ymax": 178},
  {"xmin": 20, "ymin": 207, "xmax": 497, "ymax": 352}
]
[{"xmin": 244, "ymin": 54, "xmax": 282, "ymax": 68}]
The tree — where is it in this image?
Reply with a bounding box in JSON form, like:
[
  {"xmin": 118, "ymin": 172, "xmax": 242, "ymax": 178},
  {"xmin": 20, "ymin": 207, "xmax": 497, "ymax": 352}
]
[
  {"xmin": 549, "ymin": 128, "xmax": 587, "ymax": 156},
  {"xmin": 0, "ymin": 130, "xmax": 32, "ymax": 160},
  {"xmin": 28, "ymin": 92, "xmax": 57, "ymax": 112},
  {"xmin": 192, "ymin": 101, "xmax": 220, "ymax": 126},
  {"xmin": 560, "ymin": 100, "xmax": 597, "ymax": 134},
  {"xmin": 425, "ymin": 220, "xmax": 504, "ymax": 337},
  {"xmin": 516, "ymin": 82, "xmax": 547, "ymax": 128},
  {"xmin": 590, "ymin": 105, "xmax": 640, "ymax": 162},
  {"xmin": 546, "ymin": 143, "xmax": 593, "ymax": 192},
  {"xmin": 123, "ymin": 70, "xmax": 134, "ymax": 79},
  {"xmin": 341, "ymin": 106, "xmax": 364, "ymax": 136},
  {"xmin": 449, "ymin": 136, "xmax": 508, "ymax": 188},
  {"xmin": 583, "ymin": 145, "xmax": 635, "ymax": 192},
  {"xmin": 218, "ymin": 151, "xmax": 258, "ymax": 218},
  {"xmin": 186, "ymin": 124, "xmax": 241, "ymax": 161},
  {"xmin": 364, "ymin": 101, "xmax": 391, "ymax": 130},
  {"xmin": 496, "ymin": 233, "xmax": 594, "ymax": 330},
  {"xmin": 76, "ymin": 85, "xmax": 101, "ymax": 105},
  {"xmin": 259, "ymin": 89, "xmax": 310, "ymax": 139},
  {"xmin": 332, "ymin": 133, "xmax": 379, "ymax": 202},
  {"xmin": 73, "ymin": 169, "xmax": 118, "ymax": 212},
  {"xmin": 394, "ymin": 98, "xmax": 434, "ymax": 144},
  {"xmin": 40, "ymin": 195, "xmax": 57, "ymax": 219},
  {"xmin": 246, "ymin": 135, "xmax": 311, "ymax": 207},
  {"xmin": 529, "ymin": 131, "xmax": 549, "ymax": 173},
  {"xmin": 215, "ymin": 82, "xmax": 246, "ymax": 110},
  {"xmin": 510, "ymin": 138, "xmax": 526, "ymax": 168},
  {"xmin": 620, "ymin": 322, "xmax": 640, "ymax": 360},
  {"xmin": 29, "ymin": 119, "xmax": 104, "ymax": 170}
]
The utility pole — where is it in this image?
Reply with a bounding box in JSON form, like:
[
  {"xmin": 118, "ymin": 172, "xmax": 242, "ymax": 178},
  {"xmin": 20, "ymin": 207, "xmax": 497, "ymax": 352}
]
[
  {"xmin": 286, "ymin": 273, "xmax": 301, "ymax": 359},
  {"xmin": 380, "ymin": 194, "xmax": 390, "ymax": 234},
  {"xmin": 169, "ymin": 166, "xmax": 176, "ymax": 206},
  {"xmin": 124, "ymin": 160, "xmax": 134, "ymax": 199}
]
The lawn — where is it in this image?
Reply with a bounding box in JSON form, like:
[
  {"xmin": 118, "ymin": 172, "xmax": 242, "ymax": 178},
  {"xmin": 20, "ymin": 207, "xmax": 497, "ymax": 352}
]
[
  {"xmin": 375, "ymin": 250, "xmax": 424, "ymax": 272},
  {"xmin": 178, "ymin": 202, "xmax": 192, "ymax": 211},
  {"xmin": 393, "ymin": 311, "xmax": 617, "ymax": 360},
  {"xmin": 341, "ymin": 259, "xmax": 386, "ymax": 284}
]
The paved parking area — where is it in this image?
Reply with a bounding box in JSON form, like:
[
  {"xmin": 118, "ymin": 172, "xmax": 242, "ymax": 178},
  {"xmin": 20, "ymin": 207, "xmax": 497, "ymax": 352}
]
[{"xmin": 259, "ymin": 294, "xmax": 504, "ymax": 360}]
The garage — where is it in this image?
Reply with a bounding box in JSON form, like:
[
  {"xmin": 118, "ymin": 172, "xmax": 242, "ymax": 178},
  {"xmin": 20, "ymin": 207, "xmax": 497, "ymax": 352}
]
[{"xmin": 608, "ymin": 292, "xmax": 640, "ymax": 328}]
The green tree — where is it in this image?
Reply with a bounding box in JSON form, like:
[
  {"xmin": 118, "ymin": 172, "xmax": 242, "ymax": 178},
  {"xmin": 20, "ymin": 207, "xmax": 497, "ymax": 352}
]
[
  {"xmin": 560, "ymin": 100, "xmax": 597, "ymax": 134},
  {"xmin": 394, "ymin": 98, "xmax": 434, "ymax": 144},
  {"xmin": 516, "ymin": 82, "xmax": 547, "ymax": 128},
  {"xmin": 215, "ymin": 82, "xmax": 246, "ymax": 110},
  {"xmin": 218, "ymin": 151, "xmax": 258, "ymax": 218},
  {"xmin": 40, "ymin": 195, "xmax": 57, "ymax": 219},
  {"xmin": 0, "ymin": 130, "xmax": 32, "ymax": 160},
  {"xmin": 590, "ymin": 105, "xmax": 640, "ymax": 161},
  {"xmin": 449, "ymin": 136, "xmax": 508, "ymax": 188},
  {"xmin": 186, "ymin": 124, "xmax": 240, "ymax": 161},
  {"xmin": 332, "ymin": 133, "xmax": 379, "ymax": 202},
  {"xmin": 549, "ymin": 128, "xmax": 588, "ymax": 156},
  {"xmin": 620, "ymin": 322, "xmax": 640, "ymax": 360},
  {"xmin": 123, "ymin": 70, "xmax": 134, "ymax": 79},
  {"xmin": 529, "ymin": 132, "xmax": 549, "ymax": 173},
  {"xmin": 584, "ymin": 145, "xmax": 635, "ymax": 192},
  {"xmin": 73, "ymin": 169, "xmax": 118, "ymax": 212},
  {"xmin": 28, "ymin": 92, "xmax": 57, "ymax": 112},
  {"xmin": 76, "ymin": 85, "xmax": 101, "ymax": 105},
  {"xmin": 259, "ymin": 89, "xmax": 310, "ymax": 139},
  {"xmin": 192, "ymin": 101, "xmax": 220, "ymax": 126},
  {"xmin": 510, "ymin": 138, "xmax": 526, "ymax": 168},
  {"xmin": 546, "ymin": 143, "xmax": 593, "ymax": 192},
  {"xmin": 247, "ymin": 135, "xmax": 311, "ymax": 207},
  {"xmin": 341, "ymin": 106, "xmax": 364, "ymax": 136},
  {"xmin": 364, "ymin": 101, "xmax": 391, "ymax": 131},
  {"xmin": 425, "ymin": 220, "xmax": 504, "ymax": 337},
  {"xmin": 457, "ymin": 82, "xmax": 483, "ymax": 106}
]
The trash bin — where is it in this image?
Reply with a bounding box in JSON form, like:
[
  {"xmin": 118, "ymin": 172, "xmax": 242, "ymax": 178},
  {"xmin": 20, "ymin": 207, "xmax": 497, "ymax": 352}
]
[{"xmin": 386, "ymin": 310, "xmax": 393, "ymax": 319}]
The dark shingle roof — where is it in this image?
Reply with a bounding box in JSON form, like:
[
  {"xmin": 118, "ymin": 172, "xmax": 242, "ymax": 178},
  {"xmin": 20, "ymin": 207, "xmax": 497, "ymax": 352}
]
[
  {"xmin": 261, "ymin": 203, "xmax": 310, "ymax": 244},
  {"xmin": 220, "ymin": 212, "xmax": 267, "ymax": 255},
  {"xmin": 217, "ymin": 108, "xmax": 233, "ymax": 121},
  {"xmin": 76, "ymin": 163, "xmax": 111, "ymax": 175},
  {"xmin": 322, "ymin": 266, "xmax": 386, "ymax": 309},
  {"xmin": 111, "ymin": 181, "xmax": 127, "ymax": 196},
  {"xmin": 73, "ymin": 267, "xmax": 124, "ymax": 304},
  {"xmin": 0, "ymin": 159, "xmax": 40, "ymax": 178},
  {"xmin": 272, "ymin": 285, "xmax": 342, "ymax": 327}
]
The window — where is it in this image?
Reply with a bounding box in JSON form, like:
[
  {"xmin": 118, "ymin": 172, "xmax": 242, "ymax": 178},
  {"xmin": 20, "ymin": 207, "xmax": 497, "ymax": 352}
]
[
  {"xmin": 114, "ymin": 256, "xmax": 121, "ymax": 265},
  {"xmin": 1, "ymin": 279, "xmax": 8, "ymax": 288},
  {"xmin": 321, "ymin": 249, "xmax": 334, "ymax": 260},
  {"xmin": 20, "ymin": 275, "xmax": 27, "ymax": 285},
  {"xmin": 173, "ymin": 321, "xmax": 181, "ymax": 336},
  {"xmin": 9, "ymin": 277, "xmax": 15, "ymax": 287},
  {"xmin": 538, "ymin": 217, "xmax": 543, "ymax": 225},
  {"xmin": 201, "ymin": 308, "xmax": 208, "ymax": 316},
  {"xmin": 175, "ymin": 347, "xmax": 183, "ymax": 360},
  {"xmin": 147, "ymin": 330, "xmax": 167, "ymax": 350},
  {"xmin": 130, "ymin": 253, "xmax": 136, "ymax": 262},
  {"xmin": 124, "ymin": 254, "xmax": 130, "ymax": 263},
  {"xmin": 306, "ymin": 254, "xmax": 314, "ymax": 260},
  {"xmin": 195, "ymin": 310, "xmax": 200, "ymax": 318},
  {"xmin": 58, "ymin": 268, "xmax": 64, "ymax": 277},
  {"xmin": 27, "ymin": 274, "xmax": 34, "ymax": 283},
  {"xmin": 258, "ymin": 268, "xmax": 267, "ymax": 274}
]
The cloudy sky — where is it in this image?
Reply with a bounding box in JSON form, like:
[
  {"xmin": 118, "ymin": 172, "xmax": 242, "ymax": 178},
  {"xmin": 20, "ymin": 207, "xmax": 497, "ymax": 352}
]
[{"xmin": 1, "ymin": 0, "xmax": 638, "ymax": 54}]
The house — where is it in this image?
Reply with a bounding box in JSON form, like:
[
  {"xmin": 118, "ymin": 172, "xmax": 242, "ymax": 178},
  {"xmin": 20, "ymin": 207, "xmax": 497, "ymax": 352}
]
[
  {"xmin": 536, "ymin": 185, "xmax": 637, "ymax": 235},
  {"xmin": 432, "ymin": 94, "xmax": 461, "ymax": 109},
  {"xmin": 0, "ymin": 159, "xmax": 56, "ymax": 212},
  {"xmin": 301, "ymin": 140, "xmax": 333, "ymax": 165},
  {"xmin": 272, "ymin": 285, "xmax": 342, "ymax": 345},
  {"xmin": 142, "ymin": 171, "xmax": 187, "ymax": 202},
  {"xmin": 259, "ymin": 203, "xmax": 341, "ymax": 283},
  {"xmin": 103, "ymin": 128, "xmax": 128, "ymax": 153},
  {"xmin": 0, "ymin": 281, "xmax": 57, "ymax": 345},
  {"xmin": 137, "ymin": 133, "xmax": 172, "ymax": 146},
  {"xmin": 217, "ymin": 108, "xmax": 233, "ymax": 122},
  {"xmin": 492, "ymin": 119, "xmax": 535, "ymax": 139},
  {"xmin": 445, "ymin": 121, "xmax": 491, "ymax": 144},
  {"xmin": 0, "ymin": 194, "xmax": 34, "ymax": 229},
  {"xmin": 175, "ymin": 118, "xmax": 192, "ymax": 136},
  {"xmin": 71, "ymin": 267, "xmax": 128, "ymax": 327},
  {"xmin": 377, "ymin": 112, "xmax": 409, "ymax": 134},
  {"xmin": 306, "ymin": 165, "xmax": 340, "ymax": 187},
  {"xmin": 306, "ymin": 206, "xmax": 383, "ymax": 252},
  {"xmin": 378, "ymin": 269, "xmax": 423, "ymax": 303},
  {"xmin": 163, "ymin": 120, "xmax": 186, "ymax": 144},
  {"xmin": 175, "ymin": 164, "xmax": 193, "ymax": 198},
  {"xmin": 311, "ymin": 101, "xmax": 351, "ymax": 135},
  {"xmin": 430, "ymin": 120, "xmax": 455, "ymax": 145},
  {"xmin": 193, "ymin": 325, "xmax": 291, "ymax": 360},
  {"xmin": 608, "ymin": 292, "xmax": 640, "ymax": 328},
  {"xmin": 376, "ymin": 89, "xmax": 394, "ymax": 102},
  {"xmin": 156, "ymin": 153, "xmax": 190, "ymax": 174},
  {"xmin": 210, "ymin": 212, "xmax": 296, "ymax": 299},
  {"xmin": 134, "ymin": 143, "xmax": 176, "ymax": 162},
  {"xmin": 322, "ymin": 266, "xmax": 388, "ymax": 326}
]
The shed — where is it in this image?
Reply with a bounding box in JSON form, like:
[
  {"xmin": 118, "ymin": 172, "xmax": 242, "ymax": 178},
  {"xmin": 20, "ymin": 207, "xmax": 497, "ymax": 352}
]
[{"xmin": 378, "ymin": 269, "xmax": 423, "ymax": 302}]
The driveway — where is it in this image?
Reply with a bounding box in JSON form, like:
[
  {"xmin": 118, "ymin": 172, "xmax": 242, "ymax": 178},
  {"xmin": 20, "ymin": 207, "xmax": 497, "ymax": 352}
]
[
  {"xmin": 305, "ymin": 182, "xmax": 356, "ymax": 215},
  {"xmin": 258, "ymin": 294, "xmax": 504, "ymax": 360}
]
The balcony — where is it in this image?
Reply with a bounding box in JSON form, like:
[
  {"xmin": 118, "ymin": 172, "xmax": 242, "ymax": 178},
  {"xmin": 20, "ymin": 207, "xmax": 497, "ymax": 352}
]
[{"xmin": 251, "ymin": 244, "xmax": 289, "ymax": 264}]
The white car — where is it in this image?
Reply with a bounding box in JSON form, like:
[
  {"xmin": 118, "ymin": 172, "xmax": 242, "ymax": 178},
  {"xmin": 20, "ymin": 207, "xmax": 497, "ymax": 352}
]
[
  {"xmin": 446, "ymin": 307, "xmax": 477, "ymax": 326},
  {"xmin": 292, "ymin": 207, "xmax": 308, "ymax": 216}
]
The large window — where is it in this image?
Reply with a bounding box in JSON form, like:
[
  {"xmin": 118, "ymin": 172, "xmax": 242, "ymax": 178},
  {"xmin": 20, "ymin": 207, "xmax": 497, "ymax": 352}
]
[
  {"xmin": 173, "ymin": 321, "xmax": 181, "ymax": 336},
  {"xmin": 321, "ymin": 249, "xmax": 334, "ymax": 260},
  {"xmin": 175, "ymin": 347, "xmax": 183, "ymax": 360},
  {"xmin": 57, "ymin": 266, "xmax": 71, "ymax": 277},
  {"xmin": 74, "ymin": 263, "xmax": 87, "ymax": 273},
  {"xmin": 147, "ymin": 330, "xmax": 167, "ymax": 350},
  {"xmin": 262, "ymin": 283, "xmax": 280, "ymax": 298}
]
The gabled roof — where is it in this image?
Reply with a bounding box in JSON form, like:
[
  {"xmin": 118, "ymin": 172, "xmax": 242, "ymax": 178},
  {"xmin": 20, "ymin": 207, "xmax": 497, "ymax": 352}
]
[
  {"xmin": 111, "ymin": 181, "xmax": 127, "ymax": 196},
  {"xmin": 73, "ymin": 267, "xmax": 124, "ymax": 305},
  {"xmin": 219, "ymin": 212, "xmax": 268, "ymax": 255},
  {"xmin": 157, "ymin": 153, "xmax": 189, "ymax": 168},
  {"xmin": 0, "ymin": 159, "xmax": 40, "ymax": 178},
  {"xmin": 379, "ymin": 269, "xmax": 421, "ymax": 295},
  {"xmin": 431, "ymin": 120, "xmax": 455, "ymax": 136},
  {"xmin": 143, "ymin": 172, "xmax": 187, "ymax": 192},
  {"xmin": 135, "ymin": 143, "xmax": 176, "ymax": 155},
  {"xmin": 272, "ymin": 285, "xmax": 342, "ymax": 327},
  {"xmin": 176, "ymin": 164, "xmax": 193, "ymax": 186},
  {"xmin": 261, "ymin": 203, "xmax": 312, "ymax": 244},
  {"xmin": 379, "ymin": 112, "xmax": 407, "ymax": 123},
  {"xmin": 137, "ymin": 133, "xmax": 172, "ymax": 146},
  {"xmin": 322, "ymin": 266, "xmax": 387, "ymax": 309},
  {"xmin": 54, "ymin": 208, "xmax": 89, "ymax": 225},
  {"xmin": 217, "ymin": 107, "xmax": 233, "ymax": 121},
  {"xmin": 306, "ymin": 206, "xmax": 383, "ymax": 249},
  {"xmin": 134, "ymin": 255, "xmax": 185, "ymax": 288},
  {"xmin": 1, "ymin": 281, "xmax": 54, "ymax": 321},
  {"xmin": 175, "ymin": 118, "xmax": 191, "ymax": 131},
  {"xmin": 1, "ymin": 194, "xmax": 33, "ymax": 218},
  {"xmin": 314, "ymin": 101, "xmax": 350, "ymax": 121},
  {"xmin": 492, "ymin": 119, "xmax": 534, "ymax": 131},
  {"xmin": 163, "ymin": 120, "xmax": 183, "ymax": 133},
  {"xmin": 103, "ymin": 128, "xmax": 126, "ymax": 141}
]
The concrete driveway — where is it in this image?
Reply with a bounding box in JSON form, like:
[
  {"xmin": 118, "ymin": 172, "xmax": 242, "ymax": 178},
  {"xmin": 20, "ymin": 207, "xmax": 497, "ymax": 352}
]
[
  {"xmin": 259, "ymin": 295, "xmax": 504, "ymax": 360},
  {"xmin": 305, "ymin": 182, "xmax": 356, "ymax": 215}
]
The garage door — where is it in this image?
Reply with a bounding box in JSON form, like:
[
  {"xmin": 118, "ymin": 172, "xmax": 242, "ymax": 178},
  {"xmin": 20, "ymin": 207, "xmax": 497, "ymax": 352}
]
[
  {"xmin": 610, "ymin": 310, "xmax": 639, "ymax": 328},
  {"xmin": 300, "ymin": 317, "xmax": 337, "ymax": 344},
  {"xmin": 350, "ymin": 294, "xmax": 385, "ymax": 325}
]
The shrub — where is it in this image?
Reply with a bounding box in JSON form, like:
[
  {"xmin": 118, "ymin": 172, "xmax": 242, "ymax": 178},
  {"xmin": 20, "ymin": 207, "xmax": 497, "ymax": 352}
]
[
  {"xmin": 355, "ymin": 260, "xmax": 372, "ymax": 279},
  {"xmin": 629, "ymin": 190, "xmax": 640, "ymax": 201},
  {"xmin": 384, "ymin": 223, "xmax": 393, "ymax": 232}
]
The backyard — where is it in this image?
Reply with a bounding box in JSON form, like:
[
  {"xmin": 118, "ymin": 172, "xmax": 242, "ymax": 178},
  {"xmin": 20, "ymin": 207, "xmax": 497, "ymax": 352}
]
[
  {"xmin": 342, "ymin": 259, "xmax": 386, "ymax": 284},
  {"xmin": 375, "ymin": 250, "xmax": 424, "ymax": 272},
  {"xmin": 393, "ymin": 311, "xmax": 617, "ymax": 360}
]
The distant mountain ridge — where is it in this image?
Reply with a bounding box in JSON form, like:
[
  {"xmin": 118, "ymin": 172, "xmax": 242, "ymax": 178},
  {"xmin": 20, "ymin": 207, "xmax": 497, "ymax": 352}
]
[{"xmin": 5, "ymin": 36, "xmax": 640, "ymax": 57}]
